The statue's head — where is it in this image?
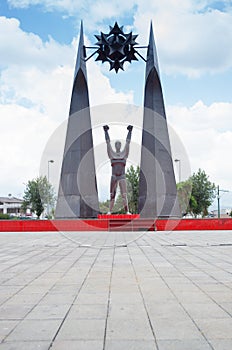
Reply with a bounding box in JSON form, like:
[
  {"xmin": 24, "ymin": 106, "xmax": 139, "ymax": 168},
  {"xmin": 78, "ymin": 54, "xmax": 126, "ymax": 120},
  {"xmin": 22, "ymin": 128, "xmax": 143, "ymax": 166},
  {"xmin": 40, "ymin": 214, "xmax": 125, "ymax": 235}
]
[{"xmin": 115, "ymin": 140, "xmax": 121, "ymax": 152}]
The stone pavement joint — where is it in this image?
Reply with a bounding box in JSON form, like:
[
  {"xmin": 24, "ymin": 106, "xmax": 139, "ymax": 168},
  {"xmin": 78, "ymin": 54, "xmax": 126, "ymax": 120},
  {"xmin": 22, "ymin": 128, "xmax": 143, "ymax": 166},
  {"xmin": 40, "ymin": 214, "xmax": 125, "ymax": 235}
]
[{"xmin": 0, "ymin": 231, "xmax": 232, "ymax": 349}]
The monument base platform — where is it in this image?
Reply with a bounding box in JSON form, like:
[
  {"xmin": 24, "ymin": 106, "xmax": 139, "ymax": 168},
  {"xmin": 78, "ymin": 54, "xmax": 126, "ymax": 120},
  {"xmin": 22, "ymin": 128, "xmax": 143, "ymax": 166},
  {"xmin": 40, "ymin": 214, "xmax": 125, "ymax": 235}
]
[
  {"xmin": 97, "ymin": 214, "xmax": 149, "ymax": 231},
  {"xmin": 1, "ymin": 218, "xmax": 232, "ymax": 232}
]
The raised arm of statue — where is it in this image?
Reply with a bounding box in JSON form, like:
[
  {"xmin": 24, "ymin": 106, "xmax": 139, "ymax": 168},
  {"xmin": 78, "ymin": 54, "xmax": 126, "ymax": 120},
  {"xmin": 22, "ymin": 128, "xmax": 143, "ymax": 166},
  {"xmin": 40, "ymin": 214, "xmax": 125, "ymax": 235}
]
[
  {"xmin": 103, "ymin": 125, "xmax": 114, "ymax": 159},
  {"xmin": 103, "ymin": 125, "xmax": 110, "ymax": 141},
  {"xmin": 124, "ymin": 125, "xmax": 133, "ymax": 158}
]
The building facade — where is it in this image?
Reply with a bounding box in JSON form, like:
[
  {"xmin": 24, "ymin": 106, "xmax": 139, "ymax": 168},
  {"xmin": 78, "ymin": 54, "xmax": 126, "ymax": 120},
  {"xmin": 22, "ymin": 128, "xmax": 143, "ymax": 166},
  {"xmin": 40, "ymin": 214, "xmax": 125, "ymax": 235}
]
[{"xmin": 0, "ymin": 197, "xmax": 24, "ymax": 216}]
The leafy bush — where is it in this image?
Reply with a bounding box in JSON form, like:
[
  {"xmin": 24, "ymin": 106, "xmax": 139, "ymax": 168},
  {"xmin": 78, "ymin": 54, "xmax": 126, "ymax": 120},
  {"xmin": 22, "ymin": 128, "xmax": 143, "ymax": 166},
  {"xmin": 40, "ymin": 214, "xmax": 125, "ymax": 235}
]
[{"xmin": 0, "ymin": 213, "xmax": 11, "ymax": 220}]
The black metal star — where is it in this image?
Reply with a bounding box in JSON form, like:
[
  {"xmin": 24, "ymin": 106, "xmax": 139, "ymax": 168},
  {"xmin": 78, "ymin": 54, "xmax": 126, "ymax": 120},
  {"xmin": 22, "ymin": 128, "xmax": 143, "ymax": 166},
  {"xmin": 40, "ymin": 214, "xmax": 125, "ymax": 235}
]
[{"xmin": 94, "ymin": 22, "xmax": 139, "ymax": 73}]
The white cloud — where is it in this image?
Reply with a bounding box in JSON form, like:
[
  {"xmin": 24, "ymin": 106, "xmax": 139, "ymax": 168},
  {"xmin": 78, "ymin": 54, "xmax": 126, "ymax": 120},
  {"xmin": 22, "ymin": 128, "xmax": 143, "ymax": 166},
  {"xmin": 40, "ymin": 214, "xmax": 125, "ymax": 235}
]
[
  {"xmin": 0, "ymin": 65, "xmax": 73, "ymax": 122},
  {"xmin": 133, "ymin": 1, "xmax": 232, "ymax": 77},
  {"xmin": 167, "ymin": 101, "xmax": 232, "ymax": 194},
  {"xmin": 0, "ymin": 103, "xmax": 57, "ymax": 196},
  {"xmin": 0, "ymin": 16, "xmax": 133, "ymax": 113},
  {"xmin": 88, "ymin": 61, "xmax": 134, "ymax": 105},
  {"xmin": 0, "ymin": 16, "xmax": 74, "ymax": 69},
  {"xmin": 6, "ymin": 0, "xmax": 136, "ymax": 28}
]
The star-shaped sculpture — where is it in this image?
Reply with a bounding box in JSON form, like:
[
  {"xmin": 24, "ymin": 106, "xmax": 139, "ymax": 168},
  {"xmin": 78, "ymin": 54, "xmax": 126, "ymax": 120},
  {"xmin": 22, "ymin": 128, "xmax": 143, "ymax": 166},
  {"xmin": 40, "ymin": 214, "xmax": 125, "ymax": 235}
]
[{"xmin": 95, "ymin": 22, "xmax": 139, "ymax": 73}]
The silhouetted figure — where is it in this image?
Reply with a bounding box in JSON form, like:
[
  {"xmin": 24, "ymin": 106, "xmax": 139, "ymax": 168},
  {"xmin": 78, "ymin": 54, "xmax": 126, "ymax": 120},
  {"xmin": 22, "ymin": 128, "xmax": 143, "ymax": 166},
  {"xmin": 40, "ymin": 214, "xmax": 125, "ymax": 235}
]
[{"xmin": 103, "ymin": 125, "xmax": 133, "ymax": 214}]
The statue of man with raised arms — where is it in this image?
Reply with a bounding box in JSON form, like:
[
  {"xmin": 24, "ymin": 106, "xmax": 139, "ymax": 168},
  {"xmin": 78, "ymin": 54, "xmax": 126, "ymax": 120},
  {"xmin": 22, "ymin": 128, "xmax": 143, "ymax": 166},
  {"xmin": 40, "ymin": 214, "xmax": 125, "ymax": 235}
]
[{"xmin": 103, "ymin": 125, "xmax": 133, "ymax": 214}]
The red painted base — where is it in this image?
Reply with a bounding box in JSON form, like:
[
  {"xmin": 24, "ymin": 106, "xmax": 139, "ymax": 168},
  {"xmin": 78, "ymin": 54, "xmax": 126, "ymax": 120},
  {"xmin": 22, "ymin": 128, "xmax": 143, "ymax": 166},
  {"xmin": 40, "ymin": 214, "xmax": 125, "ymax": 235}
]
[{"xmin": 0, "ymin": 218, "xmax": 232, "ymax": 232}]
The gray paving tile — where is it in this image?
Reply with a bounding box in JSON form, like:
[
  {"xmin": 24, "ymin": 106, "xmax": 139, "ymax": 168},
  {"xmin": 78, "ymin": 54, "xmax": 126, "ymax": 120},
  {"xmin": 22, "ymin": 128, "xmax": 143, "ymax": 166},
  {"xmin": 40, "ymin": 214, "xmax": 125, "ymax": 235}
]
[
  {"xmin": 208, "ymin": 291, "xmax": 232, "ymax": 302},
  {"xmin": 55, "ymin": 319, "xmax": 105, "ymax": 340},
  {"xmin": 174, "ymin": 291, "xmax": 211, "ymax": 303},
  {"xmin": 74, "ymin": 293, "xmax": 108, "ymax": 305},
  {"xmin": 157, "ymin": 339, "xmax": 212, "ymax": 350},
  {"xmin": 39, "ymin": 293, "xmax": 75, "ymax": 305},
  {"xmin": 219, "ymin": 302, "xmax": 232, "ymax": 315},
  {"xmin": 68, "ymin": 304, "xmax": 107, "ymax": 319},
  {"xmin": 109, "ymin": 292, "xmax": 142, "ymax": 304},
  {"xmin": 4, "ymin": 293, "xmax": 43, "ymax": 305},
  {"xmin": 0, "ymin": 321, "xmax": 19, "ymax": 342},
  {"xmin": 108, "ymin": 303, "xmax": 147, "ymax": 319},
  {"xmin": 0, "ymin": 304, "xmax": 33, "ymax": 320},
  {"xmin": 0, "ymin": 341, "xmax": 50, "ymax": 350},
  {"xmin": 6, "ymin": 319, "xmax": 61, "ymax": 341},
  {"xmin": 195, "ymin": 318, "xmax": 232, "ymax": 339},
  {"xmin": 146, "ymin": 302, "xmax": 187, "ymax": 320},
  {"xmin": 105, "ymin": 340, "xmax": 157, "ymax": 350},
  {"xmin": 209, "ymin": 339, "xmax": 232, "ymax": 350},
  {"xmin": 151, "ymin": 318, "xmax": 204, "ymax": 340},
  {"xmin": 183, "ymin": 302, "xmax": 230, "ymax": 319},
  {"xmin": 50, "ymin": 340, "xmax": 103, "ymax": 350},
  {"xmin": 106, "ymin": 318, "xmax": 154, "ymax": 340},
  {"xmin": 25, "ymin": 304, "xmax": 70, "ymax": 320}
]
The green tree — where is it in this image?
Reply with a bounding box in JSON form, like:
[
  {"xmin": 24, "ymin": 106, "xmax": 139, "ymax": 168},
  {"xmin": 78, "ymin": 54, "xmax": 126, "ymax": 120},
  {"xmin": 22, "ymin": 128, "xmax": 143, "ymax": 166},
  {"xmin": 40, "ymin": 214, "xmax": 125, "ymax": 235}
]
[
  {"xmin": 191, "ymin": 169, "xmax": 216, "ymax": 217},
  {"xmin": 99, "ymin": 199, "xmax": 110, "ymax": 214},
  {"xmin": 177, "ymin": 180, "xmax": 197, "ymax": 216},
  {"xmin": 188, "ymin": 195, "xmax": 198, "ymax": 216},
  {"xmin": 22, "ymin": 176, "xmax": 56, "ymax": 218},
  {"xmin": 177, "ymin": 169, "xmax": 216, "ymax": 217},
  {"xmin": 113, "ymin": 194, "xmax": 125, "ymax": 214},
  {"xmin": 126, "ymin": 165, "xmax": 140, "ymax": 214},
  {"xmin": 177, "ymin": 180, "xmax": 192, "ymax": 215}
]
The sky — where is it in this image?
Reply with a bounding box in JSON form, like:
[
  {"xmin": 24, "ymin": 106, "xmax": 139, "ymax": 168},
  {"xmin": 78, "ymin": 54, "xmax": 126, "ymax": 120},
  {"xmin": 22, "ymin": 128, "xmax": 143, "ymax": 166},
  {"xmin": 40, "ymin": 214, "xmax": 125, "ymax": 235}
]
[{"xmin": 1, "ymin": 0, "xmax": 232, "ymax": 209}]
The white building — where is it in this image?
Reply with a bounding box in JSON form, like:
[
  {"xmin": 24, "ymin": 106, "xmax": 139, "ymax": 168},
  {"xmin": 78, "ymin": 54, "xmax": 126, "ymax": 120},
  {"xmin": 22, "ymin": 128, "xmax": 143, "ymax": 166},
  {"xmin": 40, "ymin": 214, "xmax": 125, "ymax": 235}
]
[
  {"xmin": 0, "ymin": 196, "xmax": 24, "ymax": 216},
  {"xmin": 211, "ymin": 208, "xmax": 232, "ymax": 218}
]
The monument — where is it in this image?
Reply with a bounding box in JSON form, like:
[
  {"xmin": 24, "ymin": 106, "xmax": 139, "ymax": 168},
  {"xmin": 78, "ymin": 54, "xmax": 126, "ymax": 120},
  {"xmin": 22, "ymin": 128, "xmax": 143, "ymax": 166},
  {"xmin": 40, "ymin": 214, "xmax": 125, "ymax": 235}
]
[{"xmin": 55, "ymin": 21, "xmax": 180, "ymax": 219}]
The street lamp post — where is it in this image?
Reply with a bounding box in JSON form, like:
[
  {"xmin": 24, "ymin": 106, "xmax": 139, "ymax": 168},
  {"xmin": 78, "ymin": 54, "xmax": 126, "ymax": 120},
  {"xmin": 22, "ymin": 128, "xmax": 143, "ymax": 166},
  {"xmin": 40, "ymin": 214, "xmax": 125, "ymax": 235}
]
[
  {"xmin": 47, "ymin": 160, "xmax": 54, "ymax": 218},
  {"xmin": 217, "ymin": 185, "xmax": 220, "ymax": 219},
  {"xmin": 217, "ymin": 185, "xmax": 229, "ymax": 219},
  {"xmin": 174, "ymin": 159, "xmax": 181, "ymax": 183},
  {"xmin": 47, "ymin": 160, "xmax": 54, "ymax": 183}
]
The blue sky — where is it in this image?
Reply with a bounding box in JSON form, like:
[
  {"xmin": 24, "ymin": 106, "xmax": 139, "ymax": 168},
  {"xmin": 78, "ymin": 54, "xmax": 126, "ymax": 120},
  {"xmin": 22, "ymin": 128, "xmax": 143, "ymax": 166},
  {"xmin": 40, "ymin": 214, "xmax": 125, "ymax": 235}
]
[{"xmin": 1, "ymin": 0, "xmax": 232, "ymax": 209}]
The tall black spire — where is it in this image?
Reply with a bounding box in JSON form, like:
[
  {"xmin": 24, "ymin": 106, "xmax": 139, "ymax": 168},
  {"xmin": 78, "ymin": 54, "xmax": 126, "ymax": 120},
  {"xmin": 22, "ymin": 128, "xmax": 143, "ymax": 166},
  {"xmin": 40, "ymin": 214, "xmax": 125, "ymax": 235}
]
[
  {"xmin": 55, "ymin": 22, "xmax": 99, "ymax": 218},
  {"xmin": 138, "ymin": 22, "xmax": 180, "ymax": 218}
]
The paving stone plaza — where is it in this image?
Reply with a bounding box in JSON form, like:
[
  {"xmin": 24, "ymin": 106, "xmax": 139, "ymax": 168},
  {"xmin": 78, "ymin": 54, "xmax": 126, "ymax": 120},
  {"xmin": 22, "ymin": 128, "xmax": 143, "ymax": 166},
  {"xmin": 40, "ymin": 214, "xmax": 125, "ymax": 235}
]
[{"xmin": 1, "ymin": 230, "xmax": 232, "ymax": 349}]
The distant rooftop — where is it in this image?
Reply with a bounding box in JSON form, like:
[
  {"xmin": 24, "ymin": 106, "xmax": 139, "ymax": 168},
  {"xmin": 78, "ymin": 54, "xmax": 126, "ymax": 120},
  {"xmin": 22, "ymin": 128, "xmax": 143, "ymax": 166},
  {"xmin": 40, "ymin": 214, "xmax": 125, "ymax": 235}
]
[{"xmin": 0, "ymin": 197, "xmax": 23, "ymax": 204}]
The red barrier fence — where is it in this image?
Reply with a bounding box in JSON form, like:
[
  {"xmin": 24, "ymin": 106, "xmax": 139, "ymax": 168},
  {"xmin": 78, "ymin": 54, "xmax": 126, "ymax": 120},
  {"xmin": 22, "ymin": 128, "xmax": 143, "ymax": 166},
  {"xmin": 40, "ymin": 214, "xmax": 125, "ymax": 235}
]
[
  {"xmin": 155, "ymin": 218, "xmax": 232, "ymax": 231},
  {"xmin": 0, "ymin": 218, "xmax": 232, "ymax": 232},
  {"xmin": 0, "ymin": 219, "xmax": 107, "ymax": 232}
]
